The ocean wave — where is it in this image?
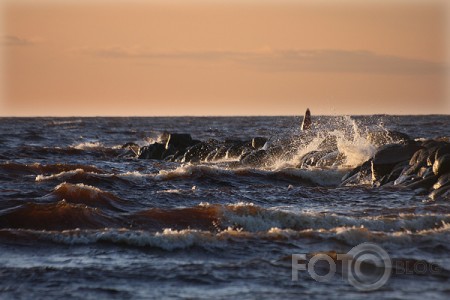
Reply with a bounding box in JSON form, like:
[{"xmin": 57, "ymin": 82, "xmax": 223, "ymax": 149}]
[
  {"xmin": 49, "ymin": 119, "xmax": 83, "ymax": 126},
  {"xmin": 0, "ymin": 200, "xmax": 115, "ymax": 230},
  {"xmin": 129, "ymin": 202, "xmax": 450, "ymax": 233},
  {"xmin": 43, "ymin": 182, "xmax": 130, "ymax": 212},
  {"xmin": 71, "ymin": 142, "xmax": 104, "ymax": 150},
  {"xmin": 213, "ymin": 202, "xmax": 450, "ymax": 233},
  {"xmin": 1, "ymin": 162, "xmax": 104, "ymax": 176},
  {"xmin": 35, "ymin": 169, "xmax": 132, "ymax": 186},
  {"xmin": 154, "ymin": 163, "xmax": 343, "ymax": 186},
  {"xmin": 154, "ymin": 164, "xmax": 235, "ymax": 181},
  {"xmin": 2, "ymin": 223, "xmax": 449, "ymax": 254}
]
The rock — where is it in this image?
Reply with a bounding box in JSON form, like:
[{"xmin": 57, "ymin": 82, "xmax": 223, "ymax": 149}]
[
  {"xmin": 433, "ymin": 154, "xmax": 450, "ymax": 176},
  {"xmin": 138, "ymin": 143, "xmax": 166, "ymax": 159},
  {"xmin": 119, "ymin": 142, "xmax": 140, "ymax": 157},
  {"xmin": 342, "ymin": 160, "xmax": 367, "ymax": 182},
  {"xmin": 425, "ymin": 143, "xmax": 450, "ymax": 166},
  {"xmin": 267, "ymin": 145, "xmax": 285, "ymax": 157},
  {"xmin": 434, "ymin": 144, "xmax": 450, "ymax": 160},
  {"xmin": 165, "ymin": 133, "xmax": 195, "ymax": 151},
  {"xmin": 298, "ymin": 150, "xmax": 329, "ymax": 168},
  {"xmin": 385, "ymin": 160, "xmax": 409, "ymax": 184},
  {"xmin": 403, "ymin": 148, "xmax": 428, "ymax": 176},
  {"xmin": 405, "ymin": 174, "xmax": 438, "ymax": 191},
  {"xmin": 204, "ymin": 148, "xmax": 219, "ymax": 162},
  {"xmin": 182, "ymin": 139, "xmax": 219, "ymax": 163},
  {"xmin": 429, "ymin": 185, "xmax": 450, "ymax": 201},
  {"xmin": 212, "ymin": 145, "xmax": 229, "ymax": 161},
  {"xmin": 240, "ymin": 150, "xmax": 267, "ymax": 166},
  {"xmin": 340, "ymin": 160, "xmax": 372, "ymax": 186},
  {"xmin": 421, "ymin": 140, "xmax": 442, "ymax": 149},
  {"xmin": 252, "ymin": 137, "xmax": 267, "ymax": 150},
  {"xmin": 159, "ymin": 131, "xmax": 171, "ymax": 144},
  {"xmin": 394, "ymin": 174, "xmax": 416, "ymax": 186},
  {"xmin": 371, "ymin": 141, "xmax": 421, "ymax": 183},
  {"xmin": 316, "ymin": 151, "xmax": 342, "ymax": 167},
  {"xmin": 409, "ymin": 148, "xmax": 428, "ymax": 166},
  {"xmin": 433, "ymin": 174, "xmax": 450, "ymax": 190},
  {"xmin": 226, "ymin": 142, "xmax": 250, "ymax": 159},
  {"xmin": 161, "ymin": 144, "xmax": 177, "ymax": 159}
]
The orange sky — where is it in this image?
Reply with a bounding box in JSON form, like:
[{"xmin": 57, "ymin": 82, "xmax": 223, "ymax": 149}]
[{"xmin": 1, "ymin": 0, "xmax": 449, "ymax": 116}]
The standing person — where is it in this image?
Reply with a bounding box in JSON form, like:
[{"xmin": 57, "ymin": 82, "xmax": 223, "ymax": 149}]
[{"xmin": 301, "ymin": 108, "xmax": 312, "ymax": 130}]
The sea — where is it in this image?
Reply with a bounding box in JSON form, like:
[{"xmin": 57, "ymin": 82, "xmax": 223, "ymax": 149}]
[{"xmin": 0, "ymin": 115, "xmax": 449, "ymax": 299}]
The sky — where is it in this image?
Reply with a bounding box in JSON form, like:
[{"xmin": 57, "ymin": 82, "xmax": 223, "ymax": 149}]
[{"xmin": 1, "ymin": 0, "xmax": 449, "ymax": 116}]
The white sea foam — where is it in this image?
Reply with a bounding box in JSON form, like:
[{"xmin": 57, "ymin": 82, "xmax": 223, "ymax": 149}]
[
  {"xmin": 53, "ymin": 182, "xmax": 105, "ymax": 195},
  {"xmin": 35, "ymin": 169, "xmax": 86, "ymax": 181},
  {"xmin": 51, "ymin": 119, "xmax": 83, "ymax": 126},
  {"xmin": 5, "ymin": 220, "xmax": 449, "ymax": 252},
  {"xmin": 285, "ymin": 116, "xmax": 377, "ymax": 169},
  {"xmin": 155, "ymin": 164, "xmax": 233, "ymax": 181},
  {"xmin": 17, "ymin": 228, "xmax": 228, "ymax": 250},
  {"xmin": 71, "ymin": 141, "xmax": 104, "ymax": 150},
  {"xmin": 216, "ymin": 203, "xmax": 450, "ymax": 233},
  {"xmin": 35, "ymin": 169, "xmax": 113, "ymax": 181}
]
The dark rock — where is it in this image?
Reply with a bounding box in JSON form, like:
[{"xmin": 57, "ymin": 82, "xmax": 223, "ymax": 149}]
[
  {"xmin": 161, "ymin": 144, "xmax": 177, "ymax": 159},
  {"xmin": 433, "ymin": 154, "xmax": 450, "ymax": 176},
  {"xmin": 240, "ymin": 150, "xmax": 267, "ymax": 166},
  {"xmin": 226, "ymin": 143, "xmax": 250, "ymax": 159},
  {"xmin": 342, "ymin": 159, "xmax": 370, "ymax": 182},
  {"xmin": 340, "ymin": 160, "xmax": 373, "ymax": 186},
  {"xmin": 433, "ymin": 173, "xmax": 450, "ymax": 190},
  {"xmin": 182, "ymin": 139, "xmax": 219, "ymax": 163},
  {"xmin": 418, "ymin": 166, "xmax": 434, "ymax": 178},
  {"xmin": 163, "ymin": 154, "xmax": 175, "ymax": 162},
  {"xmin": 165, "ymin": 133, "xmax": 195, "ymax": 151},
  {"xmin": 429, "ymin": 185, "xmax": 450, "ymax": 201},
  {"xmin": 409, "ymin": 148, "xmax": 429, "ymax": 166},
  {"xmin": 138, "ymin": 143, "xmax": 165, "ymax": 159},
  {"xmin": 316, "ymin": 151, "xmax": 344, "ymax": 167},
  {"xmin": 213, "ymin": 145, "xmax": 229, "ymax": 161},
  {"xmin": 425, "ymin": 143, "xmax": 450, "ymax": 166},
  {"xmin": 120, "ymin": 142, "xmax": 140, "ymax": 157},
  {"xmin": 405, "ymin": 174, "xmax": 438, "ymax": 191},
  {"xmin": 298, "ymin": 150, "xmax": 329, "ymax": 168},
  {"xmin": 205, "ymin": 148, "xmax": 219, "ymax": 162},
  {"xmin": 371, "ymin": 141, "xmax": 422, "ymax": 183},
  {"xmin": 421, "ymin": 140, "xmax": 442, "ymax": 149},
  {"xmin": 385, "ymin": 160, "xmax": 410, "ymax": 184},
  {"xmin": 252, "ymin": 137, "xmax": 267, "ymax": 150},
  {"xmin": 434, "ymin": 144, "xmax": 450, "ymax": 160}
]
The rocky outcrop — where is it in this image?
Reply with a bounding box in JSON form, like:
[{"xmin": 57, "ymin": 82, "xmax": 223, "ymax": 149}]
[{"xmin": 341, "ymin": 138, "xmax": 450, "ymax": 201}]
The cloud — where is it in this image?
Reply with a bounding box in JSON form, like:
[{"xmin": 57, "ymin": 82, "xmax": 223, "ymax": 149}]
[
  {"xmin": 241, "ymin": 49, "xmax": 447, "ymax": 75},
  {"xmin": 82, "ymin": 46, "xmax": 447, "ymax": 75},
  {"xmin": 1, "ymin": 35, "xmax": 36, "ymax": 46}
]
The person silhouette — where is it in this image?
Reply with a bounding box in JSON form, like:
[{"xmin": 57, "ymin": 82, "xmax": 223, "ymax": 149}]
[{"xmin": 301, "ymin": 108, "xmax": 312, "ymax": 131}]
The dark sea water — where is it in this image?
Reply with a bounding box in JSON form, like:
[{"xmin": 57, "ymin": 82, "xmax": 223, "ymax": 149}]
[{"xmin": 0, "ymin": 115, "xmax": 449, "ymax": 299}]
